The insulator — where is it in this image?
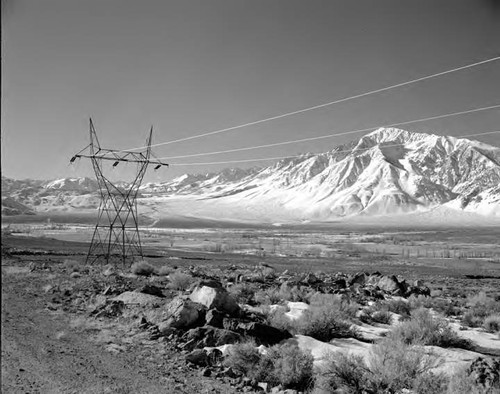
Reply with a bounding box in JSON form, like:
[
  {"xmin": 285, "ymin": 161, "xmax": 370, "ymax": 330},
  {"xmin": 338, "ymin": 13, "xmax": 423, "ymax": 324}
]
[
  {"xmin": 70, "ymin": 156, "xmax": 77, "ymax": 163},
  {"xmin": 154, "ymin": 164, "xmax": 162, "ymax": 170},
  {"xmin": 112, "ymin": 161, "xmax": 120, "ymax": 167}
]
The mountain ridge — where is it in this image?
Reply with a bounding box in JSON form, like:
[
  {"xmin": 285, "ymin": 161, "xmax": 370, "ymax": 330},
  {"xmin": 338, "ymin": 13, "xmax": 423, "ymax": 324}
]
[{"xmin": 2, "ymin": 128, "xmax": 500, "ymax": 221}]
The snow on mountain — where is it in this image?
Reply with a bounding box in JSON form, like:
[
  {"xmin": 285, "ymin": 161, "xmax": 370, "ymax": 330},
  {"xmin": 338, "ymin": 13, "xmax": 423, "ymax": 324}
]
[
  {"xmin": 44, "ymin": 177, "xmax": 98, "ymax": 192},
  {"xmin": 2, "ymin": 128, "xmax": 500, "ymax": 223}
]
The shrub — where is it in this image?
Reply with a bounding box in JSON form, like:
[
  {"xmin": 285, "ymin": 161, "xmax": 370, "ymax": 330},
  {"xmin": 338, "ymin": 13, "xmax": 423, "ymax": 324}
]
[
  {"xmin": 64, "ymin": 259, "xmax": 81, "ymax": 273},
  {"xmin": 446, "ymin": 365, "xmax": 494, "ymax": 394},
  {"xmin": 266, "ymin": 343, "xmax": 314, "ymax": 391},
  {"xmin": 265, "ymin": 307, "xmax": 295, "ymax": 332},
  {"xmin": 371, "ymin": 310, "xmax": 393, "ymax": 325},
  {"xmin": 409, "ymin": 295, "xmax": 463, "ymax": 317},
  {"xmin": 277, "ymin": 283, "xmax": 310, "ymax": 303},
  {"xmin": 264, "ymin": 294, "xmax": 358, "ymax": 342},
  {"xmin": 224, "ymin": 341, "xmax": 314, "ymax": 391},
  {"xmin": 317, "ymin": 339, "xmax": 445, "ymax": 394},
  {"xmin": 389, "ymin": 308, "xmax": 471, "ymax": 349},
  {"xmin": 412, "ymin": 372, "xmax": 448, "ymax": 394},
  {"xmin": 369, "ymin": 338, "xmax": 442, "ymax": 393},
  {"xmin": 167, "ymin": 271, "xmax": 194, "ymax": 290},
  {"xmin": 254, "ymin": 287, "xmax": 282, "ymax": 305},
  {"xmin": 462, "ymin": 292, "xmax": 500, "ymax": 328},
  {"xmin": 483, "ymin": 314, "xmax": 500, "ymax": 333},
  {"xmin": 223, "ymin": 340, "xmax": 263, "ymax": 380},
  {"xmin": 359, "ymin": 304, "xmax": 393, "ymax": 325},
  {"xmin": 157, "ymin": 265, "xmax": 172, "ymax": 276},
  {"xmin": 297, "ymin": 305, "xmax": 357, "ymax": 341},
  {"xmin": 308, "ymin": 293, "xmax": 359, "ymax": 320},
  {"xmin": 383, "ymin": 298, "xmax": 412, "ymax": 319},
  {"xmin": 228, "ymin": 283, "xmax": 257, "ymax": 305},
  {"xmin": 316, "ymin": 352, "xmax": 370, "ymax": 393},
  {"xmin": 130, "ymin": 260, "xmax": 156, "ymax": 276}
]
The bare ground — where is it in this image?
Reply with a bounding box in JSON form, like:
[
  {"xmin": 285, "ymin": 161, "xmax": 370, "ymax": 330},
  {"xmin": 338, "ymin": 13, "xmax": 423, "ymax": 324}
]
[{"xmin": 1, "ymin": 237, "xmax": 239, "ymax": 394}]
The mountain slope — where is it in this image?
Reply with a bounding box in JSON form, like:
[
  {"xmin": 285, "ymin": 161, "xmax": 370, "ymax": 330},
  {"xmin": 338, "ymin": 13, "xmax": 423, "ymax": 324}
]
[{"xmin": 2, "ymin": 128, "xmax": 500, "ymax": 223}]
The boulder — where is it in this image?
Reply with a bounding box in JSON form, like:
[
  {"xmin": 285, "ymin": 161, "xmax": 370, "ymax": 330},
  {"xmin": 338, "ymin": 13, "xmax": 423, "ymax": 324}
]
[
  {"xmin": 333, "ymin": 278, "xmax": 347, "ymax": 289},
  {"xmin": 349, "ymin": 272, "xmax": 367, "ymax": 287},
  {"xmin": 149, "ymin": 296, "xmax": 203, "ymax": 333},
  {"xmin": 223, "ymin": 318, "xmax": 292, "ymax": 346},
  {"xmin": 112, "ymin": 291, "xmax": 162, "ymax": 306},
  {"xmin": 190, "ymin": 285, "xmax": 240, "ymax": 315},
  {"xmin": 185, "ymin": 349, "xmax": 209, "ymax": 367},
  {"xmin": 205, "ymin": 309, "xmax": 225, "ymax": 328},
  {"xmin": 406, "ymin": 285, "xmax": 431, "ymax": 297},
  {"xmin": 91, "ymin": 300, "xmax": 125, "ymax": 318},
  {"xmin": 303, "ymin": 273, "xmax": 319, "ymax": 285},
  {"xmin": 375, "ymin": 275, "xmax": 404, "ymax": 295},
  {"xmin": 182, "ymin": 326, "xmax": 242, "ymax": 349},
  {"xmin": 138, "ymin": 284, "xmax": 164, "ymax": 298},
  {"xmin": 468, "ymin": 357, "xmax": 500, "ymax": 390}
]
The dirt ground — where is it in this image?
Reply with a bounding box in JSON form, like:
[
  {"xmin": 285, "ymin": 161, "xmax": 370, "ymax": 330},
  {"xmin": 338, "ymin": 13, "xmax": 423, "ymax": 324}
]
[{"xmin": 1, "ymin": 236, "xmax": 241, "ymax": 394}]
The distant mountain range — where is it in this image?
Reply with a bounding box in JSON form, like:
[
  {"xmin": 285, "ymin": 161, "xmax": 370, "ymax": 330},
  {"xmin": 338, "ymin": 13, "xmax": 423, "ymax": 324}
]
[{"xmin": 2, "ymin": 128, "xmax": 500, "ymax": 223}]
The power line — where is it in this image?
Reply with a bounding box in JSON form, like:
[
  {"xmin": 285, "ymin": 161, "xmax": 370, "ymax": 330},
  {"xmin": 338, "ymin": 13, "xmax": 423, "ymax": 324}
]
[
  {"xmin": 125, "ymin": 55, "xmax": 500, "ymax": 152},
  {"xmin": 158, "ymin": 104, "xmax": 500, "ymax": 160},
  {"xmin": 168, "ymin": 130, "xmax": 500, "ymax": 166}
]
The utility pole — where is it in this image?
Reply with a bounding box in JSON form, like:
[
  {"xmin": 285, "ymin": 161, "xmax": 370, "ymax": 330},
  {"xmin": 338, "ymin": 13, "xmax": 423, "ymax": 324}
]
[{"xmin": 70, "ymin": 119, "xmax": 168, "ymax": 265}]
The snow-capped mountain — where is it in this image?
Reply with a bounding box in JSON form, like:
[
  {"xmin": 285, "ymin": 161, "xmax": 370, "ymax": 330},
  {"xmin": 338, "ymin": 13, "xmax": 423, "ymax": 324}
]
[
  {"xmin": 2, "ymin": 128, "xmax": 500, "ymax": 222},
  {"xmin": 44, "ymin": 177, "xmax": 98, "ymax": 192}
]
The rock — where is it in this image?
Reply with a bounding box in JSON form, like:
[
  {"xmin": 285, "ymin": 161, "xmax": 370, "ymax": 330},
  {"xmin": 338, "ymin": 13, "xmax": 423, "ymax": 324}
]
[
  {"xmin": 406, "ymin": 285, "xmax": 431, "ymax": 297},
  {"xmin": 222, "ymin": 367, "xmax": 239, "ymax": 378},
  {"xmin": 91, "ymin": 300, "xmax": 125, "ymax": 318},
  {"xmin": 190, "ymin": 285, "xmax": 240, "ymax": 316},
  {"xmin": 201, "ymin": 367, "xmax": 212, "ymax": 377},
  {"xmin": 303, "ymin": 273, "xmax": 319, "ymax": 285},
  {"xmin": 413, "ymin": 279, "xmax": 425, "ymax": 287},
  {"xmin": 223, "ymin": 319, "xmax": 292, "ymax": 346},
  {"xmin": 152, "ymin": 297, "xmax": 203, "ymax": 333},
  {"xmin": 138, "ymin": 284, "xmax": 164, "ymax": 298},
  {"xmin": 186, "ymin": 349, "xmax": 209, "ymax": 366},
  {"xmin": 102, "ymin": 266, "xmax": 115, "ymax": 277},
  {"xmin": 375, "ymin": 275, "xmax": 404, "ymax": 295},
  {"xmin": 70, "ymin": 272, "xmax": 81, "ymax": 278},
  {"xmin": 333, "ymin": 278, "xmax": 347, "ymax": 289},
  {"xmin": 182, "ymin": 326, "xmax": 242, "ymax": 349},
  {"xmin": 112, "ymin": 291, "xmax": 163, "ymax": 306},
  {"xmin": 205, "ymin": 309, "xmax": 225, "ymax": 328},
  {"xmin": 206, "ymin": 347, "xmax": 223, "ymax": 364},
  {"xmin": 105, "ymin": 343, "xmax": 126, "ymax": 353},
  {"xmin": 468, "ymin": 357, "xmax": 500, "ymax": 390},
  {"xmin": 257, "ymin": 382, "xmax": 269, "ymax": 392},
  {"xmin": 349, "ymin": 272, "xmax": 367, "ymax": 286}
]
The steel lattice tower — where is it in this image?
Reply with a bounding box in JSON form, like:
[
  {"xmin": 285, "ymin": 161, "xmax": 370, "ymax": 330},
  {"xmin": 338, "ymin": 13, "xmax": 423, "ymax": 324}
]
[{"xmin": 71, "ymin": 119, "xmax": 168, "ymax": 265}]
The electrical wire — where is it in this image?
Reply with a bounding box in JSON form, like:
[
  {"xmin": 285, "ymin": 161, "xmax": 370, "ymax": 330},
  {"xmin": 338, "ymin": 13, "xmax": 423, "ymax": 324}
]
[
  {"xmin": 167, "ymin": 130, "xmax": 500, "ymax": 166},
  {"xmin": 124, "ymin": 55, "xmax": 500, "ymax": 152},
  {"xmin": 158, "ymin": 104, "xmax": 500, "ymax": 160}
]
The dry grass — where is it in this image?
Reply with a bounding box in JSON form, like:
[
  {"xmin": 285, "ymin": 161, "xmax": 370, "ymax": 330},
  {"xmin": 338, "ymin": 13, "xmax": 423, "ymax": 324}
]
[
  {"xmin": 462, "ymin": 292, "xmax": 500, "ymax": 328},
  {"xmin": 167, "ymin": 271, "xmax": 194, "ymax": 290},
  {"xmin": 130, "ymin": 260, "xmax": 156, "ymax": 276},
  {"xmin": 388, "ymin": 308, "xmax": 472, "ymax": 349},
  {"xmin": 483, "ymin": 314, "xmax": 500, "ymax": 333},
  {"xmin": 224, "ymin": 340, "xmax": 314, "ymax": 391}
]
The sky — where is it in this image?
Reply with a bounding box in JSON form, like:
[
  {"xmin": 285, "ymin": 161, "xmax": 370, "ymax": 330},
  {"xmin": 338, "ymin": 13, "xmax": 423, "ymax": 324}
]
[{"xmin": 2, "ymin": 0, "xmax": 500, "ymax": 183}]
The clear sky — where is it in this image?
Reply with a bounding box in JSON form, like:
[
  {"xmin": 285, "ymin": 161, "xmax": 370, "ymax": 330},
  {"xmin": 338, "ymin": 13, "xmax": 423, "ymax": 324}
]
[{"xmin": 2, "ymin": 0, "xmax": 500, "ymax": 182}]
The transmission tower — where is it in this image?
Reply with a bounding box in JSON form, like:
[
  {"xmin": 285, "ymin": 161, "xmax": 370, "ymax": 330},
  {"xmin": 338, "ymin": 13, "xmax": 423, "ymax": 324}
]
[{"xmin": 70, "ymin": 119, "xmax": 168, "ymax": 265}]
